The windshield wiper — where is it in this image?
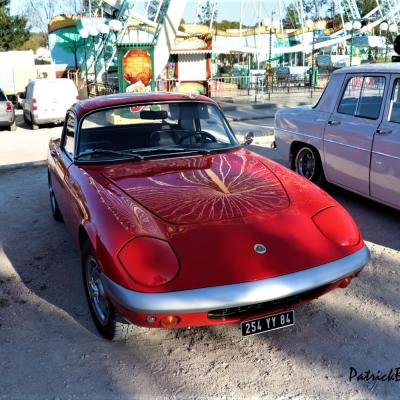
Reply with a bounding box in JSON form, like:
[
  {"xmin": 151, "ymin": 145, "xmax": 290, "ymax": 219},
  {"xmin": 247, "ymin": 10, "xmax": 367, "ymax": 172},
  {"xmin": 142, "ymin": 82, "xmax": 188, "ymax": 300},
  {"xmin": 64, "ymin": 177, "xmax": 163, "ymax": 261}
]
[
  {"xmin": 75, "ymin": 149, "xmax": 144, "ymax": 161},
  {"xmin": 135, "ymin": 146, "xmax": 212, "ymax": 155}
]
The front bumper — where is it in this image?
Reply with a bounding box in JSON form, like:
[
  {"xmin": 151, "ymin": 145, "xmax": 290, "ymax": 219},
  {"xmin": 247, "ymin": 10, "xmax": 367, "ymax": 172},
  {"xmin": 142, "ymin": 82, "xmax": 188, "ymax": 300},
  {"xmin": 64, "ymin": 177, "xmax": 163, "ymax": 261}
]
[
  {"xmin": 34, "ymin": 117, "xmax": 64, "ymax": 125},
  {"xmin": 101, "ymin": 245, "xmax": 370, "ymax": 315}
]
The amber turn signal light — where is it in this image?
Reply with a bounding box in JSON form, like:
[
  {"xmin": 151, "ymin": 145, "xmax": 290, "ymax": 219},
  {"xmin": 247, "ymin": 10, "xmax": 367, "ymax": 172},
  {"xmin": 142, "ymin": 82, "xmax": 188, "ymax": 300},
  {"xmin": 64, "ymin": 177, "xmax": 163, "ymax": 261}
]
[
  {"xmin": 339, "ymin": 277, "xmax": 352, "ymax": 288},
  {"xmin": 160, "ymin": 315, "xmax": 180, "ymax": 328}
]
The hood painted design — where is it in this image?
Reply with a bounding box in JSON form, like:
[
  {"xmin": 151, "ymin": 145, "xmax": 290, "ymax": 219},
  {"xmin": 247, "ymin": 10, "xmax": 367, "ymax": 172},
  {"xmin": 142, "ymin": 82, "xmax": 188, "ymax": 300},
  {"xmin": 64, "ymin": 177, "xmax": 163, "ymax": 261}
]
[{"xmin": 102, "ymin": 151, "xmax": 290, "ymax": 225}]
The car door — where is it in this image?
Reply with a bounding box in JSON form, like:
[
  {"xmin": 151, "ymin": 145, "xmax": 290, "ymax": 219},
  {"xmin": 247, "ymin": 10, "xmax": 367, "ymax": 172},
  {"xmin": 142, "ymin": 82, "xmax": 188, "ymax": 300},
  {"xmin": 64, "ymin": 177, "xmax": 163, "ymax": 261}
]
[
  {"xmin": 50, "ymin": 112, "xmax": 77, "ymax": 231},
  {"xmin": 23, "ymin": 83, "xmax": 32, "ymax": 121},
  {"xmin": 323, "ymin": 74, "xmax": 387, "ymax": 195},
  {"xmin": 370, "ymin": 75, "xmax": 400, "ymax": 209}
]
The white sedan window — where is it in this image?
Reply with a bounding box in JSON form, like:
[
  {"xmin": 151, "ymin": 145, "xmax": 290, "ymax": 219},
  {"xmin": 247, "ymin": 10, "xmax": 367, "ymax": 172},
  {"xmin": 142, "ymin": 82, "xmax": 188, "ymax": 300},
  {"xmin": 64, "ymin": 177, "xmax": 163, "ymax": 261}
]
[{"xmin": 338, "ymin": 76, "xmax": 385, "ymax": 120}]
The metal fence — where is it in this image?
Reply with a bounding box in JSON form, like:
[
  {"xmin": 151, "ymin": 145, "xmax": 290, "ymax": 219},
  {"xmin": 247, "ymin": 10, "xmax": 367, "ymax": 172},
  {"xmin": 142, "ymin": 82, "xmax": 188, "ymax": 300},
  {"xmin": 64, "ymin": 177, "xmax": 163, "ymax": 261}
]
[
  {"xmin": 87, "ymin": 81, "xmax": 119, "ymax": 97},
  {"xmin": 155, "ymin": 74, "xmax": 330, "ymax": 101},
  {"xmin": 85, "ymin": 71, "xmax": 330, "ymax": 100},
  {"xmin": 208, "ymin": 73, "xmax": 329, "ymax": 99},
  {"xmin": 155, "ymin": 78, "xmax": 180, "ymax": 92}
]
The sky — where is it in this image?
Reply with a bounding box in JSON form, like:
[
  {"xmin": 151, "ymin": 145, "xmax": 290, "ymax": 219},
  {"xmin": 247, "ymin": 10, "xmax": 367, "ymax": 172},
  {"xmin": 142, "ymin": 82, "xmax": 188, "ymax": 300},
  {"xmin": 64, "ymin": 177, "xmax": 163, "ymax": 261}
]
[
  {"xmin": 177, "ymin": 0, "xmax": 276, "ymax": 25},
  {"xmin": 10, "ymin": 0, "xmax": 279, "ymax": 27}
]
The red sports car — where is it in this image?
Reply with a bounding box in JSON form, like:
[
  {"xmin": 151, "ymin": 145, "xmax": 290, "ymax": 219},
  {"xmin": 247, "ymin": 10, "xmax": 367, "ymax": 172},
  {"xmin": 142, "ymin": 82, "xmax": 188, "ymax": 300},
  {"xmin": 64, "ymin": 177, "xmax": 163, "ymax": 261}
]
[{"xmin": 47, "ymin": 92, "xmax": 370, "ymax": 341}]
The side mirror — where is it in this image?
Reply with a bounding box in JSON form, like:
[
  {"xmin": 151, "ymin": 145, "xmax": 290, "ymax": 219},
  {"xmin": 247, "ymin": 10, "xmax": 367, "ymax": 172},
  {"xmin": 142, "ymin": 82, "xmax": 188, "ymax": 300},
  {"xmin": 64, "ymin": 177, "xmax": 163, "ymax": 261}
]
[
  {"xmin": 19, "ymin": 92, "xmax": 25, "ymax": 99},
  {"xmin": 243, "ymin": 131, "xmax": 254, "ymax": 145}
]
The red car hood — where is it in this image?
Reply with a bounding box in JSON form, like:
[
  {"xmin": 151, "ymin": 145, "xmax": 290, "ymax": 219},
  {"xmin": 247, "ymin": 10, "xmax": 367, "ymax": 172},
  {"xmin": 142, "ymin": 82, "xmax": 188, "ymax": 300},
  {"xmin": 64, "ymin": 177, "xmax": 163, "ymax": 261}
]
[
  {"xmin": 102, "ymin": 150, "xmax": 290, "ymax": 225},
  {"xmin": 94, "ymin": 149, "xmax": 361, "ymax": 292}
]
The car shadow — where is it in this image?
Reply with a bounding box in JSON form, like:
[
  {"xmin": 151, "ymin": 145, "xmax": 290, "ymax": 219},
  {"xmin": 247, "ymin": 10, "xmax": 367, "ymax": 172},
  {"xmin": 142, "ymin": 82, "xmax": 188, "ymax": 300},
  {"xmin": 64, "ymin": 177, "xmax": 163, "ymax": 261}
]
[
  {"xmin": 0, "ymin": 166, "xmax": 200, "ymax": 398},
  {"xmin": 326, "ymin": 184, "xmax": 400, "ymax": 251}
]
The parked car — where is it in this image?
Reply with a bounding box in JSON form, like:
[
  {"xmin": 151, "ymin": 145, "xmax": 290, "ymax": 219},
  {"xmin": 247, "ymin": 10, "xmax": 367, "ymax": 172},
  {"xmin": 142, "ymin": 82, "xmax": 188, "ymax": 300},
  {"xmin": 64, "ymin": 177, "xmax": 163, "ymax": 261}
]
[
  {"xmin": 275, "ymin": 64, "xmax": 400, "ymax": 211},
  {"xmin": 0, "ymin": 88, "xmax": 16, "ymax": 131},
  {"xmin": 22, "ymin": 78, "xmax": 79, "ymax": 130},
  {"xmin": 48, "ymin": 92, "xmax": 369, "ymax": 341},
  {"xmin": 16, "ymin": 92, "xmax": 25, "ymax": 110}
]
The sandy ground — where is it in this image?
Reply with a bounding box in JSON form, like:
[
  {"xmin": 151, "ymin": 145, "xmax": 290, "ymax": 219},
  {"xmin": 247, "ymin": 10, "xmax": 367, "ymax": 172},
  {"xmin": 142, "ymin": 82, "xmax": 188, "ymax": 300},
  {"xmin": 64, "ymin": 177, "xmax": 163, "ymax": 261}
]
[{"xmin": 0, "ymin": 140, "xmax": 399, "ymax": 399}]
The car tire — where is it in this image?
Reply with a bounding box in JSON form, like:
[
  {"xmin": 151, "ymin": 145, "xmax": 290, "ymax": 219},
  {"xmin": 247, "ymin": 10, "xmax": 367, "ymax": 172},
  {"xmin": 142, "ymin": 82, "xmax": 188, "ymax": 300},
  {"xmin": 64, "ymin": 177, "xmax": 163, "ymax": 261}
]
[
  {"xmin": 9, "ymin": 120, "xmax": 16, "ymax": 131},
  {"xmin": 81, "ymin": 241, "xmax": 136, "ymax": 341},
  {"xmin": 23, "ymin": 113, "xmax": 28, "ymax": 124},
  {"xmin": 30, "ymin": 114, "xmax": 39, "ymax": 130},
  {"xmin": 48, "ymin": 172, "xmax": 64, "ymax": 222},
  {"xmin": 292, "ymin": 145, "xmax": 326, "ymax": 186}
]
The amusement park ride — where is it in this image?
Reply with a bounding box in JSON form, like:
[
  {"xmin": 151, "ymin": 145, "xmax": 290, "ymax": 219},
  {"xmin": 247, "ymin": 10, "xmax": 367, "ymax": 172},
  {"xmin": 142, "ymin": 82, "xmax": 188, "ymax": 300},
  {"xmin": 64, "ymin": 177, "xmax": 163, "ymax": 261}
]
[{"xmin": 48, "ymin": 0, "xmax": 400, "ymax": 94}]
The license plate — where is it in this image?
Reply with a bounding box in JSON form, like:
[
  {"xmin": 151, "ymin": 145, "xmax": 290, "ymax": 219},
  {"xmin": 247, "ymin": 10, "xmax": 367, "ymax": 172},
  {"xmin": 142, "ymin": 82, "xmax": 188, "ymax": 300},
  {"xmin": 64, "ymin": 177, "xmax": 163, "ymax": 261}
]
[{"xmin": 241, "ymin": 310, "xmax": 294, "ymax": 337}]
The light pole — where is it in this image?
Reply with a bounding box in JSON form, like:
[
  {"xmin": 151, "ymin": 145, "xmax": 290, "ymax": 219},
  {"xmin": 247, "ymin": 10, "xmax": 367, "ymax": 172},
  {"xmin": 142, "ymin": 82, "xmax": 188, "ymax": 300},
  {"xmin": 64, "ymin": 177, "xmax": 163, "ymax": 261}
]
[
  {"xmin": 79, "ymin": 28, "xmax": 89, "ymax": 97},
  {"xmin": 262, "ymin": 17, "xmax": 280, "ymax": 99},
  {"xmin": 345, "ymin": 20, "xmax": 361, "ymax": 67},
  {"xmin": 389, "ymin": 23, "xmax": 398, "ymax": 61},
  {"xmin": 108, "ymin": 19, "xmax": 123, "ymax": 88},
  {"xmin": 88, "ymin": 26, "xmax": 99, "ymax": 96},
  {"xmin": 380, "ymin": 22, "xmax": 389, "ymax": 62},
  {"xmin": 109, "ymin": 19, "xmax": 123, "ymax": 37},
  {"xmin": 98, "ymin": 23, "xmax": 110, "ymax": 84},
  {"xmin": 305, "ymin": 19, "xmax": 326, "ymax": 97},
  {"xmin": 305, "ymin": 20, "xmax": 315, "ymax": 96},
  {"xmin": 380, "ymin": 22, "xmax": 398, "ymax": 62}
]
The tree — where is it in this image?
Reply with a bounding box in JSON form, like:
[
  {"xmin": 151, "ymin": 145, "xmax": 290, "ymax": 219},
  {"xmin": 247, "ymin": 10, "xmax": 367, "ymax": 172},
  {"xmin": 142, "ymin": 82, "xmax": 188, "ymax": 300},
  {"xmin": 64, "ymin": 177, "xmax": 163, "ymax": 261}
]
[
  {"xmin": 0, "ymin": 0, "xmax": 30, "ymax": 51},
  {"xmin": 355, "ymin": 0, "xmax": 376, "ymax": 18},
  {"xmin": 281, "ymin": 0, "xmax": 331, "ymax": 29},
  {"xmin": 26, "ymin": 0, "xmax": 80, "ymax": 45},
  {"xmin": 18, "ymin": 32, "xmax": 47, "ymax": 51},
  {"xmin": 216, "ymin": 20, "xmax": 241, "ymax": 30},
  {"xmin": 179, "ymin": 17, "xmax": 186, "ymax": 32},
  {"xmin": 197, "ymin": 0, "xmax": 218, "ymax": 25},
  {"xmin": 282, "ymin": 4, "xmax": 301, "ymax": 29},
  {"xmin": 147, "ymin": 0, "xmax": 171, "ymax": 21},
  {"xmin": 82, "ymin": 0, "xmax": 101, "ymax": 16}
]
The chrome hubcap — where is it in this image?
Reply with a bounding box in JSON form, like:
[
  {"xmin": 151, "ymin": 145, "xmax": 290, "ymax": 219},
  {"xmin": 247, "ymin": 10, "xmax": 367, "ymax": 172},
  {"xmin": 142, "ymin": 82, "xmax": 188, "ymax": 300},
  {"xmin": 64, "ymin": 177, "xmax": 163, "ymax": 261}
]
[
  {"xmin": 86, "ymin": 256, "xmax": 110, "ymax": 325},
  {"xmin": 295, "ymin": 148, "xmax": 316, "ymax": 180}
]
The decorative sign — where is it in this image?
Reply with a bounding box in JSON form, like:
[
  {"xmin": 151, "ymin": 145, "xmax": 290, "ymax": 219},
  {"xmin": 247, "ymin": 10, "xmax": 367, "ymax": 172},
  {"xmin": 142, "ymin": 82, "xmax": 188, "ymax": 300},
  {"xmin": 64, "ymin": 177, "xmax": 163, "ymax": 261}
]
[{"xmin": 122, "ymin": 49, "xmax": 153, "ymax": 93}]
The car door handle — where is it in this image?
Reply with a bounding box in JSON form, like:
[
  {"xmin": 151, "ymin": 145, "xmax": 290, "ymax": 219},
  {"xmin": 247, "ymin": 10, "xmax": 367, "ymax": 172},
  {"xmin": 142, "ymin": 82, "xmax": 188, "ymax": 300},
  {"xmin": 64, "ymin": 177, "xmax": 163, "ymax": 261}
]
[
  {"xmin": 375, "ymin": 128, "xmax": 392, "ymax": 135},
  {"xmin": 50, "ymin": 150, "xmax": 57, "ymax": 157},
  {"xmin": 327, "ymin": 120, "xmax": 341, "ymax": 126}
]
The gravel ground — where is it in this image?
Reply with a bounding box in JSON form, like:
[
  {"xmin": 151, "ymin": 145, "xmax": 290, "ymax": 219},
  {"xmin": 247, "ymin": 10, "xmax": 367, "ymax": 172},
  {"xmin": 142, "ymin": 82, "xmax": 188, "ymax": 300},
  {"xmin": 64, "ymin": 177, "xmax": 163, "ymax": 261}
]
[{"xmin": 0, "ymin": 143, "xmax": 399, "ymax": 399}]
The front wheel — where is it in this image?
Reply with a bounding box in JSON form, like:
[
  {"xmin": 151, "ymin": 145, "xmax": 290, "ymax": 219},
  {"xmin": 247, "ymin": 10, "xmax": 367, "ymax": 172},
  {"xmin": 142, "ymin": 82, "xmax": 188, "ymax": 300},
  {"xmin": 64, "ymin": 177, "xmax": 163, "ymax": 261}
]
[
  {"xmin": 292, "ymin": 146, "xmax": 326, "ymax": 186},
  {"xmin": 81, "ymin": 241, "xmax": 136, "ymax": 341}
]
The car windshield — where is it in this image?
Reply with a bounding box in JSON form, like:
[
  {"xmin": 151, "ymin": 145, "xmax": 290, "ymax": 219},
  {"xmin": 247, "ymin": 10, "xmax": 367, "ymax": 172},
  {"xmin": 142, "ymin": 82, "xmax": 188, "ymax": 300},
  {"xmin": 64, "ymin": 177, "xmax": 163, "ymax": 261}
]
[
  {"xmin": 77, "ymin": 101, "xmax": 239, "ymax": 161},
  {"xmin": 0, "ymin": 90, "xmax": 7, "ymax": 102}
]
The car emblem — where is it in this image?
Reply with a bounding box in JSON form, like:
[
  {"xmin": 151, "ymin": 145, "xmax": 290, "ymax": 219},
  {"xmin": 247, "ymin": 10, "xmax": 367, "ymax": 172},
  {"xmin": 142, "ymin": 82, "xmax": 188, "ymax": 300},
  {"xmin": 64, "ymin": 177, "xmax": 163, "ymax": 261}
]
[{"xmin": 254, "ymin": 244, "xmax": 267, "ymax": 254}]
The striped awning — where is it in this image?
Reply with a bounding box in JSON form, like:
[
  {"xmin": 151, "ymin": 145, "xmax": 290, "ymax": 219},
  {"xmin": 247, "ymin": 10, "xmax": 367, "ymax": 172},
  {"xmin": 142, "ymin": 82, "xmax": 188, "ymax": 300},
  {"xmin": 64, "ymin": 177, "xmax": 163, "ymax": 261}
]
[{"xmin": 170, "ymin": 49, "xmax": 212, "ymax": 54}]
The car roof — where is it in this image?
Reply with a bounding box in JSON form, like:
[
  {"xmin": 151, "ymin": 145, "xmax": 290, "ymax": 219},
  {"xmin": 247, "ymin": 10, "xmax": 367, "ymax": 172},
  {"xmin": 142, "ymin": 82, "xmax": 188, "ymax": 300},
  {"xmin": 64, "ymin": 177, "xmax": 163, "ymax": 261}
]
[
  {"xmin": 73, "ymin": 92, "xmax": 216, "ymax": 120},
  {"xmin": 333, "ymin": 63, "xmax": 400, "ymax": 75}
]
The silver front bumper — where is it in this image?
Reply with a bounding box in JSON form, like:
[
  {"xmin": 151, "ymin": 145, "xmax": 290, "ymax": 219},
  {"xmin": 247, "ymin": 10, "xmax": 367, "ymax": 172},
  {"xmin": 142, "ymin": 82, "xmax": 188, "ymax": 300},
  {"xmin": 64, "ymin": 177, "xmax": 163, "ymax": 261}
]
[{"xmin": 101, "ymin": 245, "xmax": 370, "ymax": 314}]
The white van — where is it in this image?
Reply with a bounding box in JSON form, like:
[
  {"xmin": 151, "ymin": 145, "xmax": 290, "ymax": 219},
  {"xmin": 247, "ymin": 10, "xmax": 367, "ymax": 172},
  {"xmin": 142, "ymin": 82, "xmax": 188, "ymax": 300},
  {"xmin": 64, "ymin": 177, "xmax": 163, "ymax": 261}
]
[{"xmin": 22, "ymin": 79, "xmax": 79, "ymax": 129}]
